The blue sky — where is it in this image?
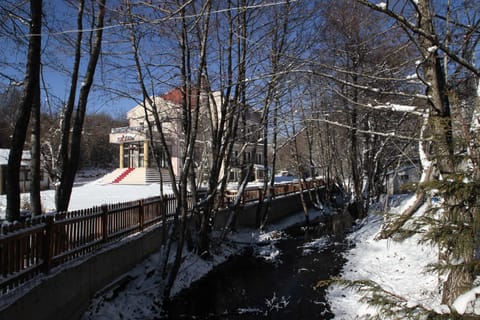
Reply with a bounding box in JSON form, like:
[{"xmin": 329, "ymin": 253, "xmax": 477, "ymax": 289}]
[{"xmin": 0, "ymin": 0, "xmax": 137, "ymax": 119}]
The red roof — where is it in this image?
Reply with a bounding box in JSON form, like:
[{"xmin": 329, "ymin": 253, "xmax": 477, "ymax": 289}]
[{"xmin": 161, "ymin": 87, "xmax": 200, "ymax": 108}]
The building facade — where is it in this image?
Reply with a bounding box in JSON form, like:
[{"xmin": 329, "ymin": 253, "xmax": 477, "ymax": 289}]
[
  {"xmin": 107, "ymin": 88, "xmax": 266, "ymax": 184},
  {"xmin": 0, "ymin": 149, "xmax": 50, "ymax": 195}
]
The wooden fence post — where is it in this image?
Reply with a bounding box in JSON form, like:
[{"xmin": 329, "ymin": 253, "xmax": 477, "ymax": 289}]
[
  {"xmin": 101, "ymin": 204, "xmax": 108, "ymax": 243},
  {"xmin": 258, "ymin": 188, "xmax": 263, "ymax": 203},
  {"xmin": 138, "ymin": 200, "xmax": 144, "ymax": 231},
  {"xmin": 161, "ymin": 197, "xmax": 167, "ymax": 245},
  {"xmin": 43, "ymin": 215, "xmax": 54, "ymax": 273}
]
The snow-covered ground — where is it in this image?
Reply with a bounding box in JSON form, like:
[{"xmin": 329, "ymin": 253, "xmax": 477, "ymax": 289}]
[
  {"xmin": 79, "ymin": 192, "xmax": 448, "ymax": 319},
  {"xmin": 0, "ymin": 170, "xmax": 298, "ymax": 220},
  {"xmin": 327, "ymin": 195, "xmax": 443, "ymax": 318},
  {"xmin": 0, "ymin": 172, "xmax": 174, "ymax": 220}
]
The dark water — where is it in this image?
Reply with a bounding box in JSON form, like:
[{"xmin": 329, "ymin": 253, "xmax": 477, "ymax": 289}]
[{"xmin": 165, "ymin": 214, "xmax": 351, "ymax": 319}]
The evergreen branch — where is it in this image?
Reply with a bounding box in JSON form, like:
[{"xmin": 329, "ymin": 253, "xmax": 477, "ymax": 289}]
[
  {"xmin": 321, "ymin": 277, "xmax": 480, "ymax": 319},
  {"xmin": 318, "ymin": 278, "xmax": 436, "ymax": 319}
]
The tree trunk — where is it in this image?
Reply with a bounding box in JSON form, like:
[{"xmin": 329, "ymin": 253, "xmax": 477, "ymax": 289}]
[
  {"xmin": 349, "ymin": 104, "xmax": 364, "ymax": 218},
  {"xmin": 55, "ymin": 0, "xmax": 83, "ymax": 212},
  {"xmin": 416, "ymin": 0, "xmax": 469, "ymax": 305},
  {"xmin": 30, "ymin": 69, "xmax": 42, "ymax": 216},
  {"xmin": 163, "ymin": 191, "xmax": 189, "ymax": 304},
  {"xmin": 6, "ymin": 0, "xmax": 42, "ymax": 221}
]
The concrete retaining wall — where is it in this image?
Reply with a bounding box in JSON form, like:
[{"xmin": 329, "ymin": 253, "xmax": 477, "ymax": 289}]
[
  {"xmin": 0, "ymin": 224, "xmax": 166, "ymax": 320},
  {"xmin": 215, "ymin": 190, "xmax": 315, "ymax": 229}
]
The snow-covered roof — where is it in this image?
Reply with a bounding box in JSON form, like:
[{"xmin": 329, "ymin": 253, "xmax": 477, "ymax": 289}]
[
  {"xmin": 0, "ymin": 149, "xmax": 8, "ymax": 165},
  {"xmin": 0, "ymin": 148, "xmax": 31, "ymax": 166}
]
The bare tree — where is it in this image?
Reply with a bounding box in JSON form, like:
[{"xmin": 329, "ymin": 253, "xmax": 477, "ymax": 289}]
[
  {"xmin": 55, "ymin": 0, "xmax": 107, "ymax": 212},
  {"xmin": 121, "ymin": 0, "xmax": 306, "ymax": 303},
  {"xmin": 255, "ymin": 0, "xmax": 292, "ymax": 228},
  {"xmin": 306, "ymin": 0, "xmax": 422, "ymax": 218},
  {"xmin": 124, "ymin": 0, "xmax": 214, "ymax": 303}
]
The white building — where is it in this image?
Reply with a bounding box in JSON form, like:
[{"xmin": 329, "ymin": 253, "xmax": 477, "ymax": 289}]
[{"xmin": 106, "ymin": 87, "xmax": 266, "ymax": 184}]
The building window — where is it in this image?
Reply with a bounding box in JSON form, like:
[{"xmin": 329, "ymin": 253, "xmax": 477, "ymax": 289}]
[
  {"xmin": 155, "ymin": 144, "xmax": 171, "ymax": 168},
  {"xmin": 123, "ymin": 142, "xmax": 144, "ymax": 168},
  {"xmin": 256, "ymin": 153, "xmax": 262, "ymax": 164},
  {"xmin": 139, "ymin": 144, "xmax": 145, "ymax": 167},
  {"xmin": 229, "ymin": 170, "xmax": 236, "ymax": 182},
  {"xmin": 233, "ymin": 150, "xmax": 239, "ymax": 166}
]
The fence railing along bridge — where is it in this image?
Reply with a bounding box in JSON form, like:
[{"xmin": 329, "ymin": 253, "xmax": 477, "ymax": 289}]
[{"xmin": 0, "ymin": 180, "xmax": 321, "ymax": 297}]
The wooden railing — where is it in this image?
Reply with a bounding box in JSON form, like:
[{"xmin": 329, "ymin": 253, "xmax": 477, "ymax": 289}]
[
  {"xmin": 224, "ymin": 180, "xmax": 321, "ymax": 204},
  {"xmin": 0, "ymin": 180, "xmax": 323, "ymax": 296},
  {"xmin": 0, "ymin": 194, "xmax": 183, "ymax": 296}
]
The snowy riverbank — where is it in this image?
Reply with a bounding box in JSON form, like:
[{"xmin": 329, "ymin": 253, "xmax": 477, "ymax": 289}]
[{"xmin": 327, "ymin": 195, "xmax": 443, "ymax": 318}]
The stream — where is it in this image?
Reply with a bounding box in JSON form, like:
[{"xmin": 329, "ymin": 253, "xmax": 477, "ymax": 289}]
[{"xmin": 165, "ymin": 213, "xmax": 353, "ymax": 319}]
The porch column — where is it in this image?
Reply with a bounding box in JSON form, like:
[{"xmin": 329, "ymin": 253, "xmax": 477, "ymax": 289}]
[
  {"xmin": 119, "ymin": 143, "xmax": 124, "ymax": 168},
  {"xmin": 143, "ymin": 140, "xmax": 149, "ymax": 167}
]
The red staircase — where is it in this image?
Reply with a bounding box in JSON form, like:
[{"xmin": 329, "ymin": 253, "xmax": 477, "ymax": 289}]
[{"xmin": 112, "ymin": 168, "xmax": 135, "ymax": 183}]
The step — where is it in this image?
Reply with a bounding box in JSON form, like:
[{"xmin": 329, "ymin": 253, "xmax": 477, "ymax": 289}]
[
  {"xmin": 119, "ymin": 168, "xmax": 146, "ymax": 184},
  {"xmin": 112, "ymin": 168, "xmax": 135, "ymax": 183},
  {"xmin": 102, "ymin": 168, "xmax": 173, "ymax": 185}
]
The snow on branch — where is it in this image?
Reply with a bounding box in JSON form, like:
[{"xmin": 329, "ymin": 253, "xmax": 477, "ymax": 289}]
[
  {"xmin": 311, "ymin": 118, "xmax": 426, "ymax": 141},
  {"xmin": 313, "ymin": 69, "xmax": 428, "ymax": 100},
  {"xmin": 331, "ymin": 87, "xmax": 426, "ymax": 116},
  {"xmin": 370, "ymin": 102, "xmax": 423, "ymax": 114}
]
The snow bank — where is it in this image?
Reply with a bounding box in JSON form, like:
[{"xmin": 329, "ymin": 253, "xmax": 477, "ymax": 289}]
[
  {"xmin": 327, "ymin": 196, "xmax": 442, "ymax": 319},
  {"xmin": 82, "ymin": 241, "xmax": 239, "ymax": 320},
  {"xmin": 452, "ymin": 285, "xmax": 480, "ymax": 315}
]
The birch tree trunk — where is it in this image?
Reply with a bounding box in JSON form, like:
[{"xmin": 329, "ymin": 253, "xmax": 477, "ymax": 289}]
[{"xmin": 415, "ymin": 0, "xmax": 472, "ymax": 305}]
